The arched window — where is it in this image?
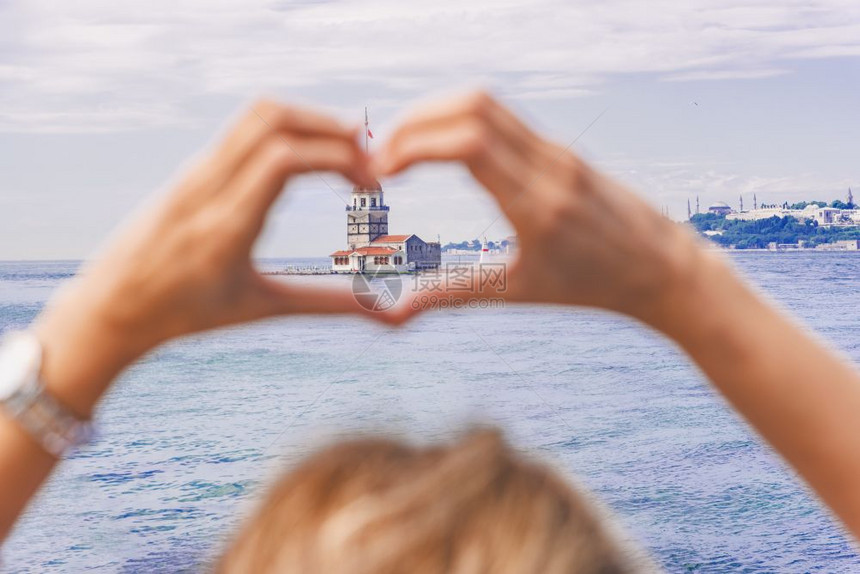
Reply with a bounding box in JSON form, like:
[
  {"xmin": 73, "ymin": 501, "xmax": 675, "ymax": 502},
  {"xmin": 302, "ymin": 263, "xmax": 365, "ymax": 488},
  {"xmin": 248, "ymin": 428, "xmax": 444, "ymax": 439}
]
[{"xmin": 361, "ymin": 198, "xmax": 366, "ymax": 207}]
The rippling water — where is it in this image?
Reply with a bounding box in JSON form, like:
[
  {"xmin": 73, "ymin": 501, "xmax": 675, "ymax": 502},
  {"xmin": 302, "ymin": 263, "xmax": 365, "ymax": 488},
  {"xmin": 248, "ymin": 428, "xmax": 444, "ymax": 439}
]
[{"xmin": 1, "ymin": 254, "xmax": 859, "ymax": 572}]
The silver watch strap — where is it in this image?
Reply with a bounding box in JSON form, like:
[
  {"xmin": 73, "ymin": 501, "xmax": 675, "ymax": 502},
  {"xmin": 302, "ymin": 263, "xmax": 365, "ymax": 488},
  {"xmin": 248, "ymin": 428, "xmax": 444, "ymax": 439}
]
[{"xmin": 3, "ymin": 378, "xmax": 94, "ymax": 457}]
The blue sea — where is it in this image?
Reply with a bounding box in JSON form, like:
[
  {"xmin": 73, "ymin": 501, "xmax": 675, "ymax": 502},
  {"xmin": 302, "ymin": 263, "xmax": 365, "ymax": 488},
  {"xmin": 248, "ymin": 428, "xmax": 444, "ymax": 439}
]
[{"xmin": 1, "ymin": 254, "xmax": 859, "ymax": 573}]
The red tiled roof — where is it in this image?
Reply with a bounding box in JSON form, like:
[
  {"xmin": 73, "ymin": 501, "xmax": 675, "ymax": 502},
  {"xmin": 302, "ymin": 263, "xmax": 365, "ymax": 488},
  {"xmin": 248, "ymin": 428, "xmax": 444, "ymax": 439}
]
[
  {"xmin": 371, "ymin": 234, "xmax": 413, "ymax": 243},
  {"xmin": 354, "ymin": 246, "xmax": 397, "ymax": 256},
  {"xmin": 329, "ymin": 250, "xmax": 354, "ymax": 257}
]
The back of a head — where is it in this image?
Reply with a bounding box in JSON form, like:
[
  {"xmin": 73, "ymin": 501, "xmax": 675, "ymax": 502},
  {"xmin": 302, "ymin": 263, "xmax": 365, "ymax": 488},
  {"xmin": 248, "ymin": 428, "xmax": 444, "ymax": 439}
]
[{"xmin": 218, "ymin": 430, "xmax": 653, "ymax": 573}]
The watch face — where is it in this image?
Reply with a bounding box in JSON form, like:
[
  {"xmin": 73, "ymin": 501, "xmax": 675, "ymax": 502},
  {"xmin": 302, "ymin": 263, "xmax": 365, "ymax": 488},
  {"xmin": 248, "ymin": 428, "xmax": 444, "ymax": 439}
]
[{"xmin": 0, "ymin": 332, "xmax": 41, "ymax": 400}]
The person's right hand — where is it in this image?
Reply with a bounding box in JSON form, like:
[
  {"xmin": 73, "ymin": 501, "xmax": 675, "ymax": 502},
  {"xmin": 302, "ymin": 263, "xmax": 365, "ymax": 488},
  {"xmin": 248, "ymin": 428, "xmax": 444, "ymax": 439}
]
[{"xmin": 373, "ymin": 90, "xmax": 705, "ymax": 327}]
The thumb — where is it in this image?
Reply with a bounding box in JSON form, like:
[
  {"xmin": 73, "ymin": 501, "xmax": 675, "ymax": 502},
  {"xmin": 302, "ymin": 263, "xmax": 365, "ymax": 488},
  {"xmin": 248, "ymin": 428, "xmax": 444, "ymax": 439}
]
[{"xmin": 254, "ymin": 275, "xmax": 402, "ymax": 325}]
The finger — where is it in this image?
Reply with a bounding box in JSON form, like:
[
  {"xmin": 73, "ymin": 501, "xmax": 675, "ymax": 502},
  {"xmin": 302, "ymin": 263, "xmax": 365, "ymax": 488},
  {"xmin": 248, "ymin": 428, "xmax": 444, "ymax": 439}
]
[
  {"xmin": 383, "ymin": 90, "xmax": 540, "ymax": 157},
  {"xmin": 208, "ymin": 100, "xmax": 358, "ymax": 188},
  {"xmin": 223, "ymin": 134, "xmax": 372, "ymax": 235},
  {"xmin": 373, "ymin": 117, "xmax": 532, "ymax": 211},
  {"xmin": 254, "ymin": 277, "xmax": 404, "ymax": 325},
  {"xmin": 395, "ymin": 262, "xmax": 523, "ymax": 316}
]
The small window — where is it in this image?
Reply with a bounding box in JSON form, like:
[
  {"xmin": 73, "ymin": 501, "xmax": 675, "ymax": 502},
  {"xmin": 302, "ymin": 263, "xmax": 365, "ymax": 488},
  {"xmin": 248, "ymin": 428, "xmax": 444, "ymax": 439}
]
[
  {"xmin": 371, "ymin": 198, "xmax": 377, "ymax": 207},
  {"xmin": 361, "ymin": 198, "xmax": 366, "ymax": 207}
]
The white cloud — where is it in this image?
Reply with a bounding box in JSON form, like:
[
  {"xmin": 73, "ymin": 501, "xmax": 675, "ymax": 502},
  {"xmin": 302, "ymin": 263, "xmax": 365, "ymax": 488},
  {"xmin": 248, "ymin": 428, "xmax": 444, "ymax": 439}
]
[
  {"xmin": 1, "ymin": 0, "xmax": 860, "ymax": 132},
  {"xmin": 663, "ymin": 68, "xmax": 789, "ymax": 82}
]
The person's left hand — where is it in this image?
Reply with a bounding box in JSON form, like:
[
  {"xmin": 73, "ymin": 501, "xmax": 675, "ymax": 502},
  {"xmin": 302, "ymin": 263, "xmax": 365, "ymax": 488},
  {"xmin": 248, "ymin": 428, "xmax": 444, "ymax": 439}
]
[{"xmin": 34, "ymin": 100, "xmax": 390, "ymax": 416}]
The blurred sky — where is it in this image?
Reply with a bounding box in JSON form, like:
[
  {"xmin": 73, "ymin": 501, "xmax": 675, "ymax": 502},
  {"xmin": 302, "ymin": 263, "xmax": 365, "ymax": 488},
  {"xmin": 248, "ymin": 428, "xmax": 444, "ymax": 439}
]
[{"xmin": 1, "ymin": 0, "xmax": 859, "ymax": 259}]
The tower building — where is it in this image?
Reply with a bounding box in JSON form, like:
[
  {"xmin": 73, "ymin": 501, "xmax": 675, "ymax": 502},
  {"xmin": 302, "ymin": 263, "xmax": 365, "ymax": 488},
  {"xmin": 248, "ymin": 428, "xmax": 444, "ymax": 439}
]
[
  {"xmin": 330, "ymin": 108, "xmax": 441, "ymax": 274},
  {"xmin": 346, "ymin": 182, "xmax": 389, "ymax": 249}
]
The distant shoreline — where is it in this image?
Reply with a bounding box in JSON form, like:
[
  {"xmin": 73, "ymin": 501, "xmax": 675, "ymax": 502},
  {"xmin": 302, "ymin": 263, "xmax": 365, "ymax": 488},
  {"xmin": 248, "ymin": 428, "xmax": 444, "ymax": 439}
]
[
  {"xmin": 703, "ymin": 247, "xmax": 860, "ymax": 253},
  {"xmin": 2, "ymin": 250, "xmax": 859, "ymax": 266}
]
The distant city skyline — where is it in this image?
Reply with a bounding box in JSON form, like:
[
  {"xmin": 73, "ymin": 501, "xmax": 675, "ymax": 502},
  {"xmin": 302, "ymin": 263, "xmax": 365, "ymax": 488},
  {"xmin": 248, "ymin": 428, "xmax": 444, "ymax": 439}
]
[
  {"xmin": 682, "ymin": 189, "xmax": 855, "ymax": 216},
  {"xmin": 1, "ymin": 0, "xmax": 860, "ymax": 259}
]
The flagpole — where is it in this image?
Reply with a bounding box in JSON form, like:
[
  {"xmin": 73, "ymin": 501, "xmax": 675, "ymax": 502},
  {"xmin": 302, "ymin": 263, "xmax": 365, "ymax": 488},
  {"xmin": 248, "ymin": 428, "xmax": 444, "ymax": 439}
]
[{"xmin": 364, "ymin": 106, "xmax": 368, "ymax": 153}]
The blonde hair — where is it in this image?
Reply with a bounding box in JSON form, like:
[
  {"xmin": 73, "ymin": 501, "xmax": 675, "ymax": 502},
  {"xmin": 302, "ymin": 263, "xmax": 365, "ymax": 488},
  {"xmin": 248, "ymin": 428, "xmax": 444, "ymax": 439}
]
[{"xmin": 218, "ymin": 430, "xmax": 653, "ymax": 573}]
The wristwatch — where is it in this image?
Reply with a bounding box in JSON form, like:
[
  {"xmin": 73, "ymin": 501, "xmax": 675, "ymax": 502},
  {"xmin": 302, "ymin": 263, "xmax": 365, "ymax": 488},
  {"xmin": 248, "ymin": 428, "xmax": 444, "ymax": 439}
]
[{"xmin": 0, "ymin": 331, "xmax": 93, "ymax": 457}]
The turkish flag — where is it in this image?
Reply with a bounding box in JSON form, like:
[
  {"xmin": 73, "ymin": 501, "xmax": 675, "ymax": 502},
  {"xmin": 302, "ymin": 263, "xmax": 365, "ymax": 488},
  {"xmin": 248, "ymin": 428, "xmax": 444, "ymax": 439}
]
[{"xmin": 367, "ymin": 128, "xmax": 374, "ymax": 139}]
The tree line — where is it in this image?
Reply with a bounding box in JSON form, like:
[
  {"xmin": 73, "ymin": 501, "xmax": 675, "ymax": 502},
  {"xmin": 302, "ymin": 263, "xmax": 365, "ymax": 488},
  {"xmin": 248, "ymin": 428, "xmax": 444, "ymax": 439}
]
[{"xmin": 690, "ymin": 213, "xmax": 860, "ymax": 249}]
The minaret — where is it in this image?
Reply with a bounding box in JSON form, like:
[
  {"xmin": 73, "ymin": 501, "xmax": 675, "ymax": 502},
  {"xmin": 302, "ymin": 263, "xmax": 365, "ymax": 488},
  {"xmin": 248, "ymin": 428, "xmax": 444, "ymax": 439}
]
[
  {"xmin": 346, "ymin": 107, "xmax": 388, "ymax": 249},
  {"xmin": 849, "ymin": 187, "xmax": 854, "ymax": 208},
  {"xmin": 739, "ymin": 195, "xmax": 744, "ymax": 212},
  {"xmin": 687, "ymin": 198, "xmax": 692, "ymax": 220},
  {"xmin": 754, "ymin": 193, "xmax": 758, "ymax": 210},
  {"xmin": 696, "ymin": 195, "xmax": 700, "ymax": 215}
]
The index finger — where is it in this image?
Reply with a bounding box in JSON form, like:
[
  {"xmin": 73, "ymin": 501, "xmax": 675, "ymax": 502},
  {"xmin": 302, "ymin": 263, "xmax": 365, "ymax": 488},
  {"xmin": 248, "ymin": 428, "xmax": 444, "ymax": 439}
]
[
  {"xmin": 371, "ymin": 113, "xmax": 534, "ymax": 212},
  {"xmin": 384, "ymin": 90, "xmax": 540, "ymax": 155},
  {"xmin": 209, "ymin": 99, "xmax": 357, "ymax": 186}
]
